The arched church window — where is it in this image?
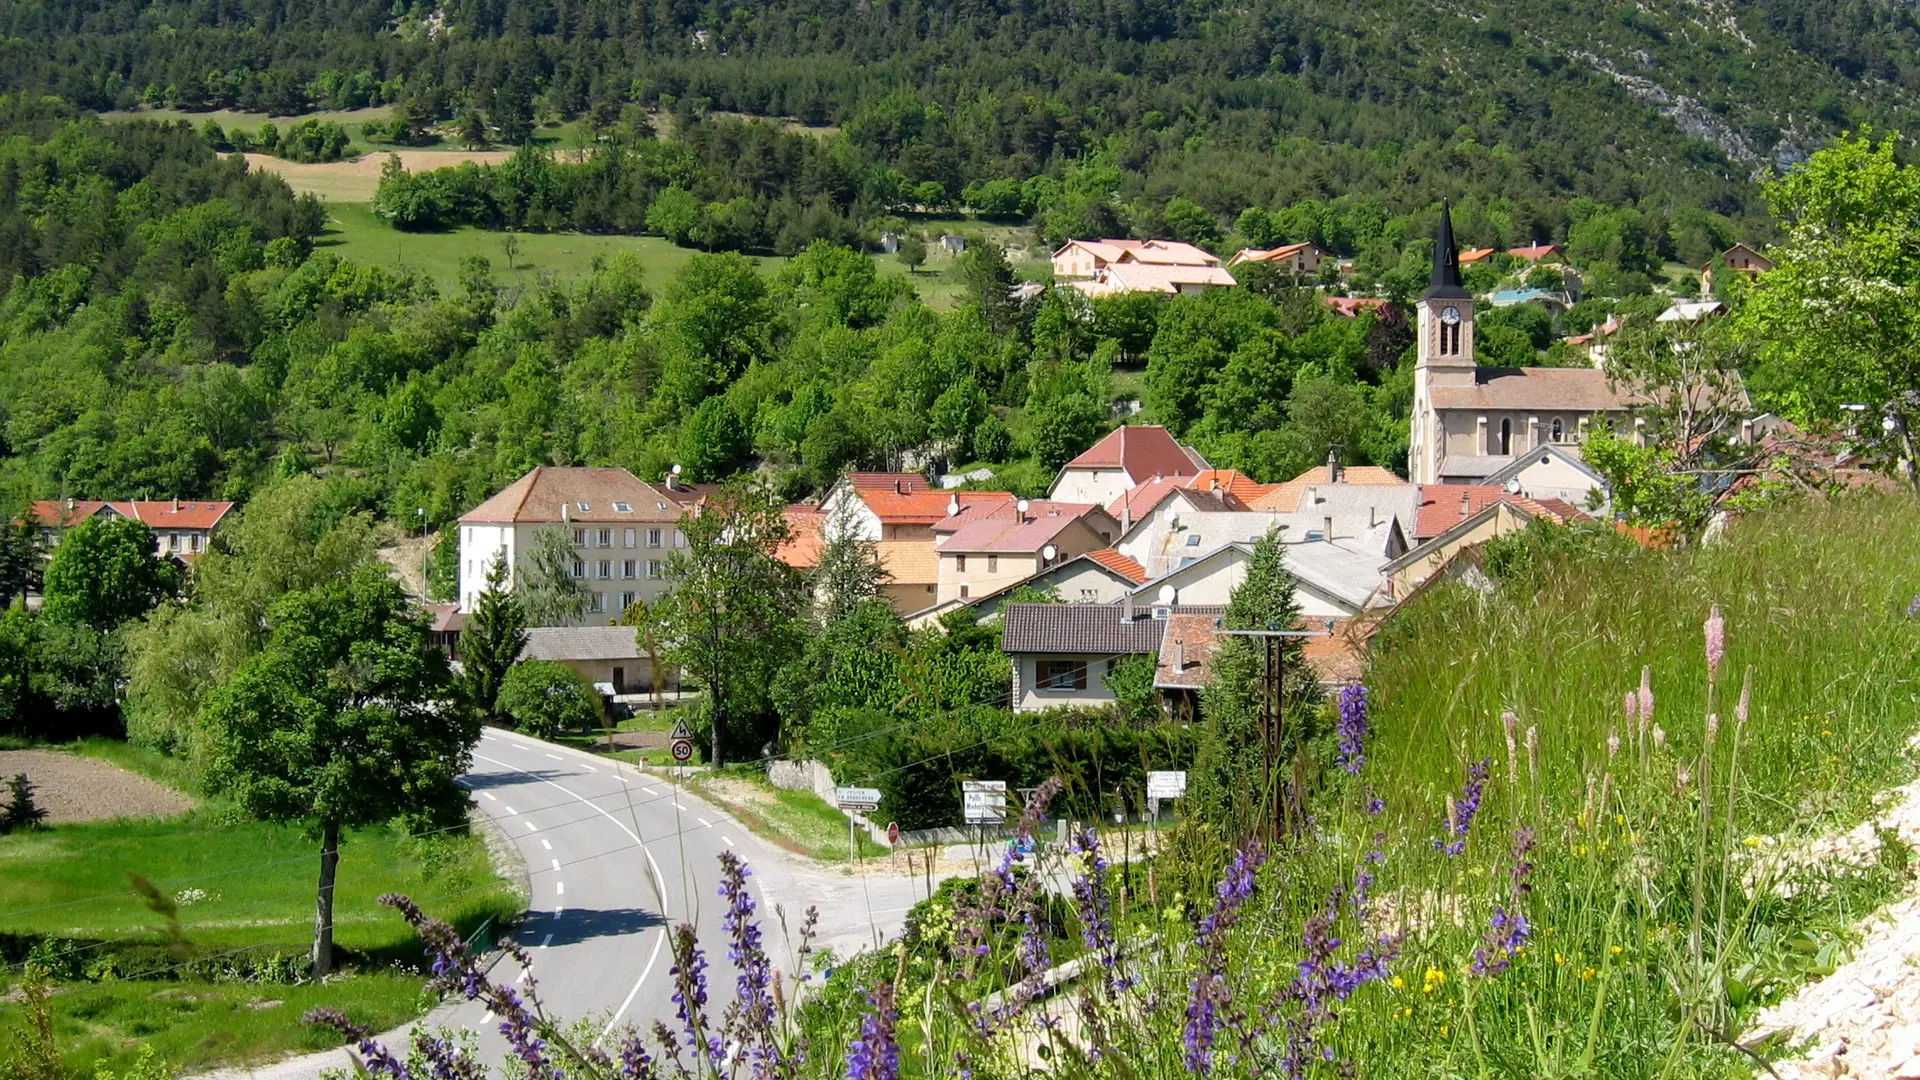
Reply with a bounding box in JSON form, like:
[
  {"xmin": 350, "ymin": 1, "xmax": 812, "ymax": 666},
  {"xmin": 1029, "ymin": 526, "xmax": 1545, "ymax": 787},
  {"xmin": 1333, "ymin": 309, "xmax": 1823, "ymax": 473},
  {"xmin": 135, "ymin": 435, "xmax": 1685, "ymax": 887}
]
[{"xmin": 1500, "ymin": 419, "xmax": 1512, "ymax": 456}]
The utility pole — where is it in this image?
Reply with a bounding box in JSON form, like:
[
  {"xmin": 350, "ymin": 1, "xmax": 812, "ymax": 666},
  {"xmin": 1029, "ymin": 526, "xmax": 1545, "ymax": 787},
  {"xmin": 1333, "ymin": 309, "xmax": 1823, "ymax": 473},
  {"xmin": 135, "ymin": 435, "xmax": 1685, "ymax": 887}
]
[{"xmin": 1220, "ymin": 620, "xmax": 1337, "ymax": 845}]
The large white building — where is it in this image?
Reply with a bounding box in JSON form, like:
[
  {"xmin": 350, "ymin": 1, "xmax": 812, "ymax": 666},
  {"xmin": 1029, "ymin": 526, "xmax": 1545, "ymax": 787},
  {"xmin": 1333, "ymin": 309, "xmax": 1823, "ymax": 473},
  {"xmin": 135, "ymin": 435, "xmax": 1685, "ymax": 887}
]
[{"xmin": 457, "ymin": 467, "xmax": 704, "ymax": 625}]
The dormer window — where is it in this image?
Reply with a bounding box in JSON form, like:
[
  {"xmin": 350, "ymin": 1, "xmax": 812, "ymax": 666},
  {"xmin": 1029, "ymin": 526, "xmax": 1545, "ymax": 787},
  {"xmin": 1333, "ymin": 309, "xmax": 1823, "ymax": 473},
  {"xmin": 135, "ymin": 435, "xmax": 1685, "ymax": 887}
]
[
  {"xmin": 577, "ymin": 502, "xmax": 591, "ymax": 512},
  {"xmin": 613, "ymin": 502, "xmax": 632, "ymax": 513}
]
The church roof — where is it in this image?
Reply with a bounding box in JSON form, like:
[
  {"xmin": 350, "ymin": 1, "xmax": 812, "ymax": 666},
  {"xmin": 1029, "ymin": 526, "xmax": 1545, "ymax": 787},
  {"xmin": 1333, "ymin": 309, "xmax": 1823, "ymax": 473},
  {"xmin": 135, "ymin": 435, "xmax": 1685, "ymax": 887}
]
[
  {"xmin": 1424, "ymin": 202, "xmax": 1472, "ymax": 301},
  {"xmin": 1428, "ymin": 367, "xmax": 1642, "ymax": 413}
]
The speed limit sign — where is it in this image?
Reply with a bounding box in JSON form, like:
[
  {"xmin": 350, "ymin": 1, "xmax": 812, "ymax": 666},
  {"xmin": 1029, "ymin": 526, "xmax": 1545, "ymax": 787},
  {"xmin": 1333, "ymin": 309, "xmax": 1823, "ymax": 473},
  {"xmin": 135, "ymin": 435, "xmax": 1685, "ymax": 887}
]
[{"xmin": 670, "ymin": 739, "xmax": 694, "ymax": 763}]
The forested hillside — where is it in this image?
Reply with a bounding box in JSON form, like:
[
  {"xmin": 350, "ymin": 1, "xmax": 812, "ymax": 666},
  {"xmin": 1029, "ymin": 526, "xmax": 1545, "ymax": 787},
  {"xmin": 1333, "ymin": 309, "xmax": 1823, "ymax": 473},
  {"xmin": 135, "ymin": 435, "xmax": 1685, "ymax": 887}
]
[{"xmin": 6, "ymin": 0, "xmax": 1919, "ymax": 231}]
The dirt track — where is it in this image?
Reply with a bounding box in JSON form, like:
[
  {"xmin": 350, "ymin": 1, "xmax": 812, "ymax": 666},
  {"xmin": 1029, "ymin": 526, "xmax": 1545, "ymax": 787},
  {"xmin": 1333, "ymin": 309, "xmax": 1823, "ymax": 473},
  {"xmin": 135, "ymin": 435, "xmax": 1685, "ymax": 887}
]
[{"xmin": 0, "ymin": 750, "xmax": 195, "ymax": 823}]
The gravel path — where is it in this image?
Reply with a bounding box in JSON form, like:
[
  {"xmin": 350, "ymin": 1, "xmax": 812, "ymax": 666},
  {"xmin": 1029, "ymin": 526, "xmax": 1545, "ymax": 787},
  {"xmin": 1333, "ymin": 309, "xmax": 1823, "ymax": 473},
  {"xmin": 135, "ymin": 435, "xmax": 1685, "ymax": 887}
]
[{"xmin": 0, "ymin": 750, "xmax": 194, "ymax": 822}]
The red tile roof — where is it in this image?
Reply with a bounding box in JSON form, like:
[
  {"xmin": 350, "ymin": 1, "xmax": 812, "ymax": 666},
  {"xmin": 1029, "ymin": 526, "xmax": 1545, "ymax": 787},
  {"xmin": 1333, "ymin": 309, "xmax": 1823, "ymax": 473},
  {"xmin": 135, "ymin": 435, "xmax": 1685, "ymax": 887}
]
[
  {"xmin": 1155, "ymin": 614, "xmax": 1364, "ymax": 689},
  {"xmin": 870, "ymin": 490, "xmax": 1011, "ymax": 526},
  {"xmin": 1186, "ymin": 469, "xmax": 1277, "ymax": 505},
  {"xmin": 938, "ymin": 500, "xmax": 1106, "ymax": 553},
  {"xmin": 845, "ymin": 472, "xmax": 931, "ymax": 493},
  {"xmin": 776, "ymin": 506, "xmax": 827, "ymax": 568},
  {"xmin": 1457, "ymin": 247, "xmax": 1498, "ymax": 264},
  {"xmin": 1413, "ymin": 485, "xmax": 1585, "ymax": 540},
  {"xmin": 28, "ymin": 499, "xmax": 234, "ymax": 531},
  {"xmin": 1084, "ymin": 548, "xmax": 1148, "ymax": 584},
  {"xmin": 1508, "ymin": 244, "xmax": 1563, "ymax": 262},
  {"xmin": 1325, "ymin": 296, "xmax": 1389, "ymax": 318},
  {"xmin": 1250, "ymin": 464, "xmax": 1408, "ymax": 513},
  {"xmin": 1061, "ymin": 425, "xmax": 1206, "ymax": 484}
]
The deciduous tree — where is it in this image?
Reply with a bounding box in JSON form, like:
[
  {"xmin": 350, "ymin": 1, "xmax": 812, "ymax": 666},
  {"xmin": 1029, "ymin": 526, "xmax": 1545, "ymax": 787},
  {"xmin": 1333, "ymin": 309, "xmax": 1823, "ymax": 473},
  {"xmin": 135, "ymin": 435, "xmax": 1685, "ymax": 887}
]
[
  {"xmin": 41, "ymin": 518, "xmax": 176, "ymax": 631},
  {"xmin": 517, "ymin": 525, "xmax": 588, "ymax": 627},
  {"xmin": 200, "ymin": 566, "xmax": 470, "ymax": 976}
]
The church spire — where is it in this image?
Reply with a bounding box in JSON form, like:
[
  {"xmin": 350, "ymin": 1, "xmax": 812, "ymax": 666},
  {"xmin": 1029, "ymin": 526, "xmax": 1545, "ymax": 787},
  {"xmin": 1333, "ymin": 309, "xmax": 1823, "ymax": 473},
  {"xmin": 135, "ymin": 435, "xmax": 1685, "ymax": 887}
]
[{"xmin": 1424, "ymin": 200, "xmax": 1470, "ymax": 300}]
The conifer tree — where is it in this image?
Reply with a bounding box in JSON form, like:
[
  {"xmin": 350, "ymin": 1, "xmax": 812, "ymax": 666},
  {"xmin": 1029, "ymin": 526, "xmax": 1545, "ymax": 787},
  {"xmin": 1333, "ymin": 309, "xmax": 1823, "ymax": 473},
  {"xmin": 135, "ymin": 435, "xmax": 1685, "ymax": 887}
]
[{"xmin": 461, "ymin": 558, "xmax": 527, "ymax": 722}]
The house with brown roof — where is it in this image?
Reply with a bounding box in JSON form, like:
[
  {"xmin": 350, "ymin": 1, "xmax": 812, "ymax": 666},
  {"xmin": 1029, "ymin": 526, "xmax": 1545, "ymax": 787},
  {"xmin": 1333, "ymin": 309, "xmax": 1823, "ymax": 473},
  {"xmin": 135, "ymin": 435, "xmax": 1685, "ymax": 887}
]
[
  {"xmin": 1457, "ymin": 247, "xmax": 1498, "ymax": 265},
  {"xmin": 955, "ymin": 548, "xmax": 1148, "ymax": 624},
  {"xmin": 1700, "ymin": 243, "xmax": 1773, "ymax": 292},
  {"xmin": 931, "ymin": 499, "xmax": 1119, "ymax": 605},
  {"xmin": 1067, "ymin": 261, "xmax": 1239, "ymax": 297},
  {"xmin": 1155, "ymin": 615, "xmax": 1365, "ymax": 718},
  {"xmin": 1325, "ymin": 296, "xmax": 1390, "ymax": 319},
  {"xmin": 1409, "ymin": 206, "xmax": 1644, "ymax": 487},
  {"xmin": 1385, "ymin": 488, "xmax": 1587, "ymax": 598},
  {"xmin": 1049, "ymin": 424, "xmax": 1210, "ymax": 508},
  {"xmin": 1227, "ymin": 242, "xmax": 1330, "ymax": 275},
  {"xmin": 27, "ymin": 498, "xmax": 235, "ymax": 562},
  {"xmin": 1001, "ymin": 601, "xmax": 1223, "ymax": 712},
  {"xmin": 457, "ymin": 466, "xmax": 695, "ymax": 626}
]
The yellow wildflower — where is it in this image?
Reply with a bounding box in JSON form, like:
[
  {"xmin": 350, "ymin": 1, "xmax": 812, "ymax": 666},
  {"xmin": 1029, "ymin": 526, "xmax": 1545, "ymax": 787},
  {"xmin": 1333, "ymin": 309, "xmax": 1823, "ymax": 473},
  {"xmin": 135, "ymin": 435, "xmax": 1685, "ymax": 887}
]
[
  {"xmin": 1439, "ymin": 1026, "xmax": 1450, "ymax": 1038},
  {"xmin": 1610, "ymin": 945, "xmax": 1624, "ymax": 956},
  {"xmin": 1744, "ymin": 836, "xmax": 1763, "ymax": 848},
  {"xmin": 1554, "ymin": 953, "xmax": 1565, "ymax": 965},
  {"xmin": 1576, "ymin": 844, "xmax": 1589, "ymax": 857},
  {"xmin": 1580, "ymin": 967, "xmax": 1597, "ymax": 981}
]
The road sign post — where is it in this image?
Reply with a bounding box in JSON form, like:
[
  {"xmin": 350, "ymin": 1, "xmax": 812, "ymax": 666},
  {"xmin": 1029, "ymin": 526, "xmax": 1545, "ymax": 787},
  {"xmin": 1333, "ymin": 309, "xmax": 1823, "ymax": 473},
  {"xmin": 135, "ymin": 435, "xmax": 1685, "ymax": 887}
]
[
  {"xmin": 961, "ymin": 780, "xmax": 1008, "ymax": 828},
  {"xmin": 668, "ymin": 717, "xmax": 695, "ymax": 766}
]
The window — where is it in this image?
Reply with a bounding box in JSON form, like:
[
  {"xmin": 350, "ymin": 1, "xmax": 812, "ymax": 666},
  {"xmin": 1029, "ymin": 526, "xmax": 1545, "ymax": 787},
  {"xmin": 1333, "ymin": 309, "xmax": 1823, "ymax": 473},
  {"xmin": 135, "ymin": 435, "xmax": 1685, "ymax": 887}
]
[
  {"xmin": 624, "ymin": 528, "xmax": 636, "ymax": 548},
  {"xmin": 577, "ymin": 502, "xmax": 591, "ymax": 513},
  {"xmin": 959, "ymin": 584, "xmax": 969, "ymax": 598},
  {"xmin": 1186, "ymin": 534, "xmax": 1202, "ymax": 546},
  {"xmin": 647, "ymin": 529, "xmax": 664, "ymax": 548},
  {"xmin": 622, "ymin": 560, "xmax": 637, "ymax": 579},
  {"xmin": 169, "ymin": 532, "xmax": 181, "ymax": 551},
  {"xmin": 1551, "ymin": 418, "xmax": 1564, "ymax": 442},
  {"xmin": 574, "ymin": 528, "xmax": 588, "ymax": 547},
  {"xmin": 192, "ymin": 534, "xmax": 204, "ymax": 553},
  {"xmin": 571, "ymin": 559, "xmax": 585, "ymax": 579},
  {"xmin": 646, "ymin": 560, "xmax": 663, "ymax": 579},
  {"xmin": 620, "ymin": 592, "xmax": 636, "ymax": 610},
  {"xmin": 592, "ymin": 592, "xmax": 607, "ymax": 613},
  {"xmin": 597, "ymin": 528, "xmax": 613, "ymax": 547},
  {"xmin": 1079, "ymin": 589, "xmax": 1099, "ymax": 603},
  {"xmin": 956, "ymin": 555, "xmax": 968, "ymax": 572},
  {"xmin": 987, "ymin": 555, "xmax": 998, "ymax": 573},
  {"xmin": 592, "ymin": 560, "xmax": 607, "ymax": 579},
  {"xmin": 675, "ymin": 530, "xmax": 687, "ymax": 548},
  {"xmin": 1036, "ymin": 659, "xmax": 1089, "ymax": 691},
  {"xmin": 1500, "ymin": 418, "xmax": 1513, "ymax": 456},
  {"xmin": 613, "ymin": 502, "xmax": 632, "ymax": 513}
]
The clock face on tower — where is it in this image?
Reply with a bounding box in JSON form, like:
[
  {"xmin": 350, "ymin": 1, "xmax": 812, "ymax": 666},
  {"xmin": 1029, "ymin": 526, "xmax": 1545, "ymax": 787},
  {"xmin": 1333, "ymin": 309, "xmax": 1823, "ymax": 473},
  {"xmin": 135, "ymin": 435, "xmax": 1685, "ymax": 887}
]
[{"xmin": 1440, "ymin": 306, "xmax": 1462, "ymax": 325}]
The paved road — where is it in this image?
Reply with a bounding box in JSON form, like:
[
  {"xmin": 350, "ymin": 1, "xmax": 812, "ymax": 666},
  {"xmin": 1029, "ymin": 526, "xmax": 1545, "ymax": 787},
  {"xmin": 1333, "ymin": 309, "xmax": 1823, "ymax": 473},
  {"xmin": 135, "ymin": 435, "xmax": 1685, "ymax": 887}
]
[
  {"xmin": 196, "ymin": 728, "xmax": 931, "ymax": 1079},
  {"xmin": 452, "ymin": 728, "xmax": 926, "ymax": 1060}
]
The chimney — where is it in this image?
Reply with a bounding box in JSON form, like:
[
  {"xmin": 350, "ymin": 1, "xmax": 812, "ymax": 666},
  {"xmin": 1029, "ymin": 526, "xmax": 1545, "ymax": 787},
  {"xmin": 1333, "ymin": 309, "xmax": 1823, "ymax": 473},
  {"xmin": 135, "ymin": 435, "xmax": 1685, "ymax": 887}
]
[
  {"xmin": 1459, "ymin": 491, "xmax": 1471, "ymax": 520},
  {"xmin": 562, "ymin": 502, "xmax": 570, "ymax": 523},
  {"xmin": 1175, "ymin": 641, "xmax": 1186, "ymax": 670},
  {"xmin": 1324, "ymin": 515, "xmax": 1334, "ymax": 541},
  {"xmin": 65, "ymin": 498, "xmax": 74, "ymax": 512},
  {"xmin": 1369, "ymin": 505, "xmax": 1378, "ymax": 528},
  {"xmin": 1740, "ymin": 418, "xmax": 1754, "ymax": 444},
  {"xmin": 896, "ymin": 478, "xmax": 910, "ymax": 495},
  {"xmin": 1326, "ymin": 448, "xmax": 1341, "ymax": 484},
  {"xmin": 171, "ymin": 497, "xmax": 179, "ymax": 513},
  {"xmin": 1123, "ymin": 592, "xmax": 1135, "ymax": 622}
]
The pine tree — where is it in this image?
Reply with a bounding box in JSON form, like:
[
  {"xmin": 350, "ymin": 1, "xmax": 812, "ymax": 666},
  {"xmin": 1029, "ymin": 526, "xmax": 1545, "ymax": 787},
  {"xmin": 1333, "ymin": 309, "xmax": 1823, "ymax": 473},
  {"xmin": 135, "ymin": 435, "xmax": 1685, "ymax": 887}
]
[
  {"xmin": 1, "ymin": 773, "xmax": 46, "ymax": 834},
  {"xmin": 1191, "ymin": 526, "xmax": 1321, "ymax": 839},
  {"xmin": 813, "ymin": 496, "xmax": 886, "ymax": 626},
  {"xmin": 461, "ymin": 558, "xmax": 527, "ymax": 722}
]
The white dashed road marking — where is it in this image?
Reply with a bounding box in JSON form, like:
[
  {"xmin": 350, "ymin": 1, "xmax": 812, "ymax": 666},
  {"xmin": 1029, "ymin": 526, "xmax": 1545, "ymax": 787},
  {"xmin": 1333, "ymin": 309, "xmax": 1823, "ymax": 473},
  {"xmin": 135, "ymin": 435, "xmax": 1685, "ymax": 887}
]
[
  {"xmin": 551, "ymin": 859, "xmax": 561, "ymax": 872},
  {"xmin": 481, "ymin": 792, "xmax": 497, "ymax": 802},
  {"xmin": 674, "ymin": 802, "xmax": 688, "ymax": 811},
  {"xmin": 541, "ymin": 934, "xmax": 553, "ymax": 949},
  {"xmin": 697, "ymin": 817, "xmax": 712, "ymax": 828},
  {"xmin": 545, "ymin": 753, "xmax": 562, "ymax": 761},
  {"xmin": 503, "ymin": 805, "xmax": 517, "ymax": 816},
  {"xmin": 722, "ymin": 835, "xmax": 735, "ymax": 847},
  {"xmin": 523, "ymin": 821, "xmax": 538, "ymax": 832},
  {"xmin": 541, "ymin": 839, "xmax": 552, "ymax": 851},
  {"xmin": 556, "ymin": 881, "xmax": 565, "ymax": 896}
]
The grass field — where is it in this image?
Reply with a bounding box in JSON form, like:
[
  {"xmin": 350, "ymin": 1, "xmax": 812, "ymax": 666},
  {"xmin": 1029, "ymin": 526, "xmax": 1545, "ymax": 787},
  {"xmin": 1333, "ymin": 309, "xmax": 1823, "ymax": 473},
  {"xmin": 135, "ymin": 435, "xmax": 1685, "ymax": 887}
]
[
  {"xmin": 318, "ymin": 202, "xmax": 1000, "ymax": 307},
  {"xmin": 690, "ymin": 774, "xmax": 892, "ymax": 862},
  {"xmin": 0, "ymin": 742, "xmax": 522, "ymax": 1076}
]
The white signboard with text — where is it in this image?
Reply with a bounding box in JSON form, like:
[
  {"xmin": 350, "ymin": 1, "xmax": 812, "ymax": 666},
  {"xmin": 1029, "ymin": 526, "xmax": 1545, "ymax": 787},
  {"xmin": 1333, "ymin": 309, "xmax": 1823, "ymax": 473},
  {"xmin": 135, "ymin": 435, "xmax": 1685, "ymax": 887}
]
[{"xmin": 961, "ymin": 780, "xmax": 1008, "ymax": 825}]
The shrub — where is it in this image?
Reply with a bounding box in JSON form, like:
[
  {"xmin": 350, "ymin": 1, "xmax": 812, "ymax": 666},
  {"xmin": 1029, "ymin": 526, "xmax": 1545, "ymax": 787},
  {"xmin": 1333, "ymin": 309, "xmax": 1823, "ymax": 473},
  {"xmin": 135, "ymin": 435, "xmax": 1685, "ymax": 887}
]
[{"xmin": 496, "ymin": 661, "xmax": 603, "ymax": 739}]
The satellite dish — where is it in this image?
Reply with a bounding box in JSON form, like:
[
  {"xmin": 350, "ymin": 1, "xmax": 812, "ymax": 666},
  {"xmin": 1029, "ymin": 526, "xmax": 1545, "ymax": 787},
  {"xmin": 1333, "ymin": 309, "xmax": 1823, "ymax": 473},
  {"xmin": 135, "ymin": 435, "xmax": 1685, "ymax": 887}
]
[
  {"xmin": 1042, "ymin": 543, "xmax": 1058, "ymax": 562},
  {"xmin": 670, "ymin": 463, "xmax": 683, "ymax": 476},
  {"xmin": 1016, "ymin": 498, "xmax": 1031, "ymax": 516},
  {"xmin": 1158, "ymin": 584, "xmax": 1177, "ymax": 605},
  {"xmin": 1504, "ymin": 478, "xmax": 1522, "ymax": 494},
  {"xmin": 947, "ymin": 496, "xmax": 961, "ymax": 516}
]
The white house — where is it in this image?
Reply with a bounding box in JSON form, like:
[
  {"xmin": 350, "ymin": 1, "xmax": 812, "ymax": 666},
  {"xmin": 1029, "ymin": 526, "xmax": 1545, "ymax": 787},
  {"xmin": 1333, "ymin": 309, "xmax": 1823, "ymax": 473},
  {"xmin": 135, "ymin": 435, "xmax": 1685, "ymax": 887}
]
[
  {"xmin": 1128, "ymin": 539, "xmax": 1389, "ymax": 616},
  {"xmin": 457, "ymin": 466, "xmax": 703, "ymax": 626},
  {"xmin": 1049, "ymin": 425, "xmax": 1209, "ymax": 508}
]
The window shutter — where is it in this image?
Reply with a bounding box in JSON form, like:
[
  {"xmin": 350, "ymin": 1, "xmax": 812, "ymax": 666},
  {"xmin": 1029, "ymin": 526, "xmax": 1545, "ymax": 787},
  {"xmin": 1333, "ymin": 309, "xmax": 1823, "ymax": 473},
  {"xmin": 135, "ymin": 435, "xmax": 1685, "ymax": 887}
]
[{"xmin": 1073, "ymin": 662, "xmax": 1088, "ymax": 690}]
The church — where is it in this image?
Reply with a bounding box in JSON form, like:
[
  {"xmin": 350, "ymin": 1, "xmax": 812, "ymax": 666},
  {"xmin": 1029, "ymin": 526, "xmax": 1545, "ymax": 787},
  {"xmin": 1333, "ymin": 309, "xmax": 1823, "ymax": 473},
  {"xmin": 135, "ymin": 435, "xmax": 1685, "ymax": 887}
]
[{"xmin": 1408, "ymin": 206, "xmax": 1641, "ymax": 486}]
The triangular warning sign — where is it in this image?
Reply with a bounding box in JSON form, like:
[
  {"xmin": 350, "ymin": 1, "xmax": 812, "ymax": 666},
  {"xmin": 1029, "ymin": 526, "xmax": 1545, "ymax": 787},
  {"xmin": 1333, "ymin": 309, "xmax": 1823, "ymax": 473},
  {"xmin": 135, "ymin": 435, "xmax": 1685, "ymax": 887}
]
[{"xmin": 669, "ymin": 718, "xmax": 693, "ymax": 742}]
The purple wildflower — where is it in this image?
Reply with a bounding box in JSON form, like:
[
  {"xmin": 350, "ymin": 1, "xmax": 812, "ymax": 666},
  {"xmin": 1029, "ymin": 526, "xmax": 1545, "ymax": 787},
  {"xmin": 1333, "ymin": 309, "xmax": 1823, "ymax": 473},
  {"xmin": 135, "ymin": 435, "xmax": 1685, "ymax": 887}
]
[
  {"xmin": 1365, "ymin": 789, "xmax": 1384, "ymax": 816},
  {"xmin": 1183, "ymin": 845, "xmax": 1268, "ymax": 1075},
  {"xmin": 716, "ymin": 851, "xmax": 784, "ymax": 1077},
  {"xmin": 1510, "ymin": 826, "xmax": 1536, "ymax": 896},
  {"xmin": 1470, "ymin": 905, "xmax": 1530, "ymax": 976},
  {"xmin": 846, "ymin": 983, "xmax": 900, "ymax": 1080},
  {"xmin": 303, "ymin": 1008, "xmax": 413, "ymax": 1080},
  {"xmin": 1068, "ymin": 826, "xmax": 1128, "ymax": 992},
  {"xmin": 1433, "ymin": 758, "xmax": 1490, "ymax": 857},
  {"xmin": 1335, "ymin": 685, "xmax": 1369, "ymax": 775},
  {"xmin": 615, "ymin": 1032, "xmax": 659, "ymax": 1080},
  {"xmin": 667, "ymin": 923, "xmax": 722, "ymax": 1074},
  {"xmin": 1907, "ymin": 594, "xmax": 1920, "ymax": 619}
]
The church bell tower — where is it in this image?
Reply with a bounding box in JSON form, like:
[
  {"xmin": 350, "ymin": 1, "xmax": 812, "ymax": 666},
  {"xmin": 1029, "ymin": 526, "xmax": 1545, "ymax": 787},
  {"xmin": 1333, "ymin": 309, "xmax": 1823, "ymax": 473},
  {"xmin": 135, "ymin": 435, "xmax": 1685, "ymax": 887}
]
[{"xmin": 1410, "ymin": 202, "xmax": 1477, "ymax": 485}]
